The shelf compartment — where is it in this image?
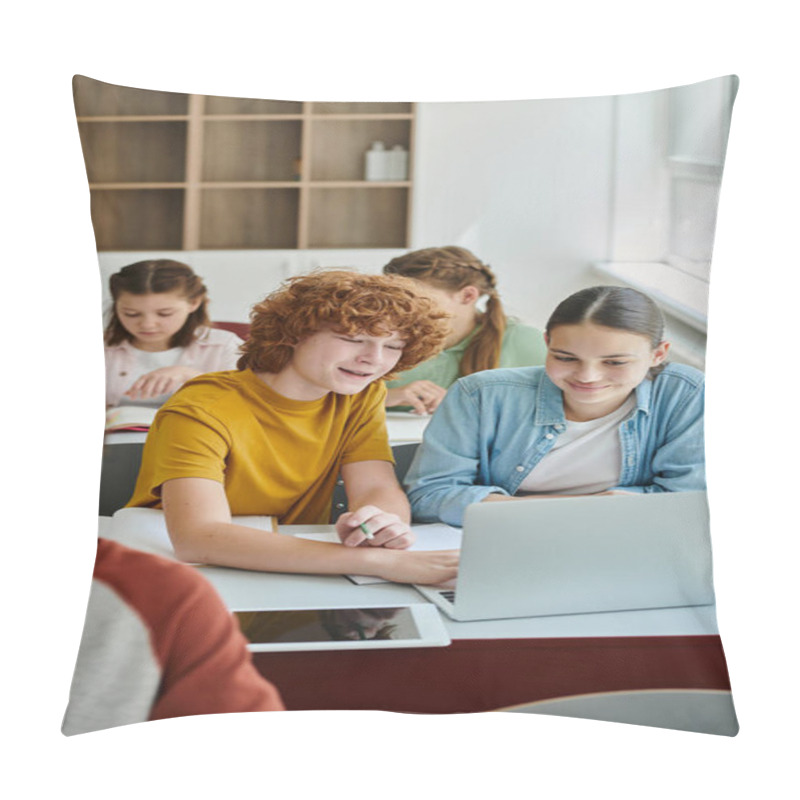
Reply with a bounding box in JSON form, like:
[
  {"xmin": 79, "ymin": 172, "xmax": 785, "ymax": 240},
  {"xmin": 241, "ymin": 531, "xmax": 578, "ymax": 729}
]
[
  {"xmin": 204, "ymin": 95, "xmax": 303, "ymax": 115},
  {"xmin": 307, "ymin": 187, "xmax": 408, "ymax": 248},
  {"xmin": 199, "ymin": 188, "xmax": 300, "ymax": 249},
  {"xmin": 78, "ymin": 121, "xmax": 187, "ymax": 183},
  {"xmin": 310, "ymin": 102, "xmax": 411, "ymax": 115},
  {"xmin": 202, "ymin": 120, "xmax": 302, "ymax": 182},
  {"xmin": 73, "ymin": 76, "xmax": 188, "ymax": 117},
  {"xmin": 89, "ymin": 189, "xmax": 184, "ymax": 251},
  {"xmin": 308, "ymin": 119, "xmax": 411, "ymax": 182}
]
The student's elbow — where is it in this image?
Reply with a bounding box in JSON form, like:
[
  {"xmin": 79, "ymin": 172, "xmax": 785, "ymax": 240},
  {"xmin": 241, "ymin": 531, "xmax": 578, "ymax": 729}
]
[
  {"xmin": 165, "ymin": 514, "xmax": 222, "ymax": 564},
  {"xmin": 162, "ymin": 477, "xmax": 231, "ymax": 563},
  {"xmin": 168, "ymin": 525, "xmax": 206, "ymax": 563}
]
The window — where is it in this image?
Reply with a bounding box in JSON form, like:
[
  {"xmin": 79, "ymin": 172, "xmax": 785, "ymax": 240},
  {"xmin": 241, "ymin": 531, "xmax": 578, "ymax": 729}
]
[{"xmin": 596, "ymin": 76, "xmax": 737, "ymax": 344}]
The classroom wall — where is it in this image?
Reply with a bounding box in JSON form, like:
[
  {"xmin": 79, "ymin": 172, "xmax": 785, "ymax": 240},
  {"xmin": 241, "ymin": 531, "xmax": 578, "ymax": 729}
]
[
  {"xmin": 96, "ymin": 248, "xmax": 408, "ymax": 324},
  {"xmin": 410, "ymin": 96, "xmax": 617, "ymax": 330}
]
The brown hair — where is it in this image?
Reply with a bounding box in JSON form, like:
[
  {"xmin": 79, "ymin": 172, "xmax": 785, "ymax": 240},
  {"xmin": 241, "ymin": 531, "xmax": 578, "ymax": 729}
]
[
  {"xmin": 383, "ymin": 246, "xmax": 506, "ymax": 375},
  {"xmin": 105, "ymin": 259, "xmax": 210, "ymax": 348},
  {"xmin": 237, "ymin": 270, "xmax": 449, "ymax": 378},
  {"xmin": 546, "ymin": 286, "xmax": 668, "ymax": 377}
]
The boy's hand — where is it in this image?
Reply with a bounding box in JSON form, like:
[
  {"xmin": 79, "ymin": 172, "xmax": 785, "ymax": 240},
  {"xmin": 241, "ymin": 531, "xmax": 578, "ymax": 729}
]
[
  {"xmin": 375, "ymin": 549, "xmax": 460, "ymax": 586},
  {"xmin": 336, "ymin": 506, "xmax": 415, "ymax": 549}
]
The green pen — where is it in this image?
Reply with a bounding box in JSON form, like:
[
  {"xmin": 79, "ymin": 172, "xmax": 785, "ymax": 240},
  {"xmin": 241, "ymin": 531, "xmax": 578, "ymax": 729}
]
[{"xmin": 359, "ymin": 522, "xmax": 374, "ymax": 541}]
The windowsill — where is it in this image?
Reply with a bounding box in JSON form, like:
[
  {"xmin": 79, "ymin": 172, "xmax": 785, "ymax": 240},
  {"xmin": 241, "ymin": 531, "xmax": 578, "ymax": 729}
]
[{"xmin": 593, "ymin": 261, "xmax": 708, "ymax": 334}]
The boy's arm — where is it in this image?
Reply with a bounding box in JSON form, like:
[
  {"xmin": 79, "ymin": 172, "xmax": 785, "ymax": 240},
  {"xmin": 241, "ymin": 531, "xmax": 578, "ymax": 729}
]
[
  {"xmin": 335, "ymin": 460, "xmax": 415, "ymax": 549},
  {"xmin": 161, "ymin": 477, "xmax": 455, "ymax": 583},
  {"xmin": 163, "ymin": 477, "xmax": 378, "ymax": 573}
]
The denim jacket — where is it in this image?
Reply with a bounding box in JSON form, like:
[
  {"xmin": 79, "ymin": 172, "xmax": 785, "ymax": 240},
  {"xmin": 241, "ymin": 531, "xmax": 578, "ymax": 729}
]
[{"xmin": 405, "ymin": 364, "xmax": 705, "ymax": 527}]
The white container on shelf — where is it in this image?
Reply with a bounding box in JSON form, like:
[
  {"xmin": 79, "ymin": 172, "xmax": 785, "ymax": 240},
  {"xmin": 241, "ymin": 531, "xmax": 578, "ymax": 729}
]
[
  {"xmin": 387, "ymin": 145, "xmax": 408, "ymax": 180},
  {"xmin": 365, "ymin": 141, "xmax": 389, "ymax": 181}
]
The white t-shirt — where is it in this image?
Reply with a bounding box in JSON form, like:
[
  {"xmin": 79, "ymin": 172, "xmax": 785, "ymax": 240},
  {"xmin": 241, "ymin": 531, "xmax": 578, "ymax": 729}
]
[
  {"xmin": 517, "ymin": 395, "xmax": 636, "ymax": 495},
  {"xmin": 121, "ymin": 347, "xmax": 183, "ymax": 408}
]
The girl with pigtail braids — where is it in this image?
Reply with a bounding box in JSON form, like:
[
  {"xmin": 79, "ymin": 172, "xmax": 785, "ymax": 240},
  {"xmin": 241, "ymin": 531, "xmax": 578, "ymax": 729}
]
[{"xmin": 382, "ymin": 246, "xmax": 546, "ymax": 413}]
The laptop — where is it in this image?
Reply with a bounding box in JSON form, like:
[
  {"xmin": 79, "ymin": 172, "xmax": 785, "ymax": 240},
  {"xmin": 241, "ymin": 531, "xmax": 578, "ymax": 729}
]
[{"xmin": 414, "ymin": 491, "xmax": 715, "ymax": 621}]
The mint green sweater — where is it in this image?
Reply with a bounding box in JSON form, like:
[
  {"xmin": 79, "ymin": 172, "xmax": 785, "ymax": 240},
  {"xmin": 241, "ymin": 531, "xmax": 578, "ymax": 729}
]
[{"xmin": 386, "ymin": 317, "xmax": 547, "ymax": 404}]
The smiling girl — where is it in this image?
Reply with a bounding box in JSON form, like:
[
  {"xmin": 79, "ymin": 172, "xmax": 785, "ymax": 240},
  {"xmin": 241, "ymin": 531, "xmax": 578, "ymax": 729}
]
[
  {"xmin": 104, "ymin": 260, "xmax": 243, "ymax": 408},
  {"xmin": 405, "ymin": 285, "xmax": 706, "ymax": 527},
  {"xmin": 127, "ymin": 270, "xmax": 459, "ymax": 585}
]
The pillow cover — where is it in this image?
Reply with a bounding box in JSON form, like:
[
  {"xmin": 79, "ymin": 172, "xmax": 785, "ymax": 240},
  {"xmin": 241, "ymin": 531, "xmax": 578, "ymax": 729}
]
[{"xmin": 65, "ymin": 74, "xmax": 738, "ymax": 736}]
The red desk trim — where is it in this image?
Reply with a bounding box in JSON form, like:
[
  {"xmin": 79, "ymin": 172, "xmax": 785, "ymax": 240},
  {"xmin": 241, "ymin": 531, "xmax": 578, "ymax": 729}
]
[{"xmin": 253, "ymin": 635, "xmax": 732, "ymax": 714}]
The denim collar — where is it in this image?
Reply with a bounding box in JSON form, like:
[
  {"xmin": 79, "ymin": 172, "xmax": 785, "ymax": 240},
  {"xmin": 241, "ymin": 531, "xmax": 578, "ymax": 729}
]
[
  {"xmin": 634, "ymin": 375, "xmax": 654, "ymax": 415},
  {"xmin": 534, "ymin": 373, "xmax": 567, "ymax": 426}
]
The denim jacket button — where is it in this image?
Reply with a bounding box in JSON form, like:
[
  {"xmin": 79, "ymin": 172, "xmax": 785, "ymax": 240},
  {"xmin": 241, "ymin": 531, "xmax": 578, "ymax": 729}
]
[
  {"xmin": 516, "ymin": 465, "xmax": 525, "ymax": 472},
  {"xmin": 545, "ymin": 433, "xmax": 554, "ymax": 440}
]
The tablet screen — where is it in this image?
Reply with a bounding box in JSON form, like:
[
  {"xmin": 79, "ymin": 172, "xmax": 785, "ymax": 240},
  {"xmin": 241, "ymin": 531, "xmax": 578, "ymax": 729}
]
[{"xmin": 234, "ymin": 606, "xmax": 421, "ymax": 645}]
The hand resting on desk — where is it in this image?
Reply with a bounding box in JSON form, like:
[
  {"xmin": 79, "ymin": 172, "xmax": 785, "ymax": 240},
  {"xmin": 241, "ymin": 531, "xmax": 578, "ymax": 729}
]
[
  {"xmin": 369, "ymin": 549, "xmax": 460, "ymax": 586},
  {"xmin": 327, "ymin": 505, "xmax": 460, "ymax": 586}
]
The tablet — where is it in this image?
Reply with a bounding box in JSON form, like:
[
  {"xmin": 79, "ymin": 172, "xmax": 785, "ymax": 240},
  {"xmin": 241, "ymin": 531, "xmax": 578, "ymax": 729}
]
[{"xmin": 232, "ymin": 604, "xmax": 450, "ymax": 652}]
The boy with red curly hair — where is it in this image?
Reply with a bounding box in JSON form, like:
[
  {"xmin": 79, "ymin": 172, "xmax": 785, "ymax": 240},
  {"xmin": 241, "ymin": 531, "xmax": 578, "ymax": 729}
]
[{"xmin": 128, "ymin": 270, "xmax": 458, "ymax": 585}]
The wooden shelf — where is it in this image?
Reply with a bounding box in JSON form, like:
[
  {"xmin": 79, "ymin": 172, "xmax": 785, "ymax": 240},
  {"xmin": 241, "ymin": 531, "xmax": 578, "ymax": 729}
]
[
  {"xmin": 307, "ymin": 187, "xmax": 408, "ymax": 249},
  {"xmin": 89, "ymin": 189, "xmax": 185, "ymax": 251},
  {"xmin": 73, "ymin": 76, "xmax": 414, "ymax": 251}
]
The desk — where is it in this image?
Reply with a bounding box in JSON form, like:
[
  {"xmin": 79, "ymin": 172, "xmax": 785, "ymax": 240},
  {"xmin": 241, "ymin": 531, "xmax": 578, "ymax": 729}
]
[
  {"xmin": 97, "ymin": 516, "xmax": 737, "ymax": 734},
  {"xmin": 104, "ymin": 411, "xmax": 429, "ymax": 448}
]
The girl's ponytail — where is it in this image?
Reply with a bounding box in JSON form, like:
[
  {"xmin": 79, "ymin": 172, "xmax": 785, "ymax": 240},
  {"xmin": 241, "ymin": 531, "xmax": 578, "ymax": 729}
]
[
  {"xmin": 383, "ymin": 246, "xmax": 508, "ymax": 374},
  {"xmin": 461, "ymin": 287, "xmax": 506, "ymax": 375}
]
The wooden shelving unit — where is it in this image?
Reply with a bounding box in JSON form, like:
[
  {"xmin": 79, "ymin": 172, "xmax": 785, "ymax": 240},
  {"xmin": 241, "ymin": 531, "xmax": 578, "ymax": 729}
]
[{"xmin": 73, "ymin": 76, "xmax": 415, "ymax": 251}]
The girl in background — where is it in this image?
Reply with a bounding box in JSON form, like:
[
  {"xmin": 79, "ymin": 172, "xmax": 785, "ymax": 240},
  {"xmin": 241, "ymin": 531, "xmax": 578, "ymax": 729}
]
[
  {"xmin": 406, "ymin": 286, "xmax": 705, "ymax": 527},
  {"xmin": 104, "ymin": 259, "xmax": 243, "ymax": 408},
  {"xmin": 382, "ymin": 246, "xmax": 547, "ymax": 414}
]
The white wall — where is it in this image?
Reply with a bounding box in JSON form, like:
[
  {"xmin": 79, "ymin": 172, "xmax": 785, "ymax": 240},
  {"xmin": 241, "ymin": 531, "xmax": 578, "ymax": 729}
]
[
  {"xmin": 411, "ymin": 97, "xmax": 617, "ymax": 328},
  {"xmin": 97, "ymin": 248, "xmax": 407, "ymax": 323}
]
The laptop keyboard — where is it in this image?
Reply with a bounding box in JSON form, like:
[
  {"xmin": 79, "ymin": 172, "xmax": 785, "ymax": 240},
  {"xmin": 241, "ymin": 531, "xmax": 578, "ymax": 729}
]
[{"xmin": 439, "ymin": 589, "xmax": 456, "ymax": 604}]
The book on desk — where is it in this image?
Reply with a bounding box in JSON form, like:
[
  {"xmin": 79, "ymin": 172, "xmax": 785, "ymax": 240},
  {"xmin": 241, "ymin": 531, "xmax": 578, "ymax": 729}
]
[{"xmin": 105, "ymin": 405, "xmax": 158, "ymax": 432}]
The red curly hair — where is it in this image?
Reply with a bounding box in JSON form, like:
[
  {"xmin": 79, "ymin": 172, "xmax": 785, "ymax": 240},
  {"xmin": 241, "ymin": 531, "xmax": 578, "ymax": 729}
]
[{"xmin": 237, "ymin": 270, "xmax": 450, "ymax": 378}]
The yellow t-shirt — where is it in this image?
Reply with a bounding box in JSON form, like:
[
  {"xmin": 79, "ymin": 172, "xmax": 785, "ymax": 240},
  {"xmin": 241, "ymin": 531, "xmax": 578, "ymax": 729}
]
[{"xmin": 127, "ymin": 369, "xmax": 393, "ymax": 524}]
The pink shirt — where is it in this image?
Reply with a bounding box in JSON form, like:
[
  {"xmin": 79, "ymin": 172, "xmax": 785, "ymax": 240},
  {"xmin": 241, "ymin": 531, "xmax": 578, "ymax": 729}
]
[{"xmin": 105, "ymin": 326, "xmax": 243, "ymax": 407}]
